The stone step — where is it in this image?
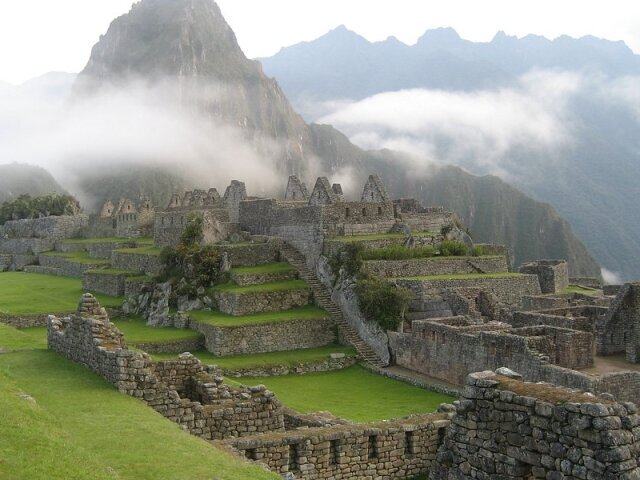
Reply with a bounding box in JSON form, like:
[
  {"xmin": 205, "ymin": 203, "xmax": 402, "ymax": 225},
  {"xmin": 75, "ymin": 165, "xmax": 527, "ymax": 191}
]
[{"xmin": 23, "ymin": 265, "xmax": 64, "ymax": 276}]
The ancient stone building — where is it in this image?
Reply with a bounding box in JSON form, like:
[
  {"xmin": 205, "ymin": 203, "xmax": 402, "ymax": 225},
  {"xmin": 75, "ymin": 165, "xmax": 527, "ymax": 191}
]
[
  {"xmin": 284, "ymin": 175, "xmax": 308, "ymax": 201},
  {"xmin": 519, "ymin": 259, "xmax": 569, "ymax": 294}
]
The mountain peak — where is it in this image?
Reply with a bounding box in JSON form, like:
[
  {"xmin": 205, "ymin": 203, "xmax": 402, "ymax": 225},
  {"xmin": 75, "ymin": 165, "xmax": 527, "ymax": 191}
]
[{"xmin": 416, "ymin": 27, "xmax": 462, "ymax": 46}]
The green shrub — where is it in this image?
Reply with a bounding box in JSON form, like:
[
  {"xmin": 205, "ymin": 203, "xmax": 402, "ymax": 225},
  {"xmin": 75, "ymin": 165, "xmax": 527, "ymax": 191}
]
[
  {"xmin": 329, "ymin": 243, "xmax": 364, "ymax": 278},
  {"xmin": 471, "ymin": 245, "xmax": 486, "ymax": 257},
  {"xmin": 355, "ymin": 275, "xmax": 414, "ymax": 331},
  {"xmin": 438, "ymin": 240, "xmax": 469, "ymax": 256},
  {"xmin": 440, "ymin": 224, "xmax": 453, "ymax": 236},
  {"xmin": 0, "ymin": 193, "xmax": 80, "ymax": 224}
]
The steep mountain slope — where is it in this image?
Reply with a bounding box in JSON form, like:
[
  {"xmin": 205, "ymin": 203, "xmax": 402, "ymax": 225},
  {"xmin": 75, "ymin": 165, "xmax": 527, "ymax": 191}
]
[
  {"xmin": 261, "ymin": 27, "xmax": 639, "ymax": 280},
  {"xmin": 0, "ymin": 164, "xmax": 67, "ymax": 203},
  {"xmin": 69, "ymin": 0, "xmax": 599, "ymax": 276}
]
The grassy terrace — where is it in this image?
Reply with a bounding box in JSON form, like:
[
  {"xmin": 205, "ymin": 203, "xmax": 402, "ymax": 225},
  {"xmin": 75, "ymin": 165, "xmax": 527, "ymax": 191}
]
[
  {"xmin": 236, "ymin": 365, "xmax": 454, "ymax": 422},
  {"xmin": 0, "ymin": 272, "xmax": 123, "ymax": 314},
  {"xmin": 40, "ymin": 250, "xmax": 110, "ymax": 265},
  {"xmin": 332, "ymin": 231, "xmax": 438, "ymax": 242},
  {"xmin": 399, "ymin": 272, "xmax": 524, "ymax": 281},
  {"xmin": 230, "ymin": 262, "xmax": 295, "ymax": 275},
  {"xmin": 112, "ymin": 316, "xmax": 203, "ymax": 344},
  {"xmin": 189, "ymin": 305, "xmax": 328, "ymax": 327},
  {"xmin": 212, "ymin": 279, "xmax": 308, "ymax": 294},
  {"xmin": 0, "ymin": 324, "xmax": 46, "ymax": 351},
  {"xmin": 0, "ymin": 351, "xmax": 277, "ymax": 480},
  {"xmin": 562, "ymin": 285, "xmax": 601, "ymax": 296},
  {"xmin": 60, "ymin": 237, "xmax": 147, "ymax": 245},
  {"xmin": 115, "ymin": 245, "xmax": 162, "ymax": 255},
  {"xmin": 152, "ymin": 345, "xmax": 356, "ymax": 369},
  {"xmin": 85, "ymin": 268, "xmax": 142, "ymax": 276}
]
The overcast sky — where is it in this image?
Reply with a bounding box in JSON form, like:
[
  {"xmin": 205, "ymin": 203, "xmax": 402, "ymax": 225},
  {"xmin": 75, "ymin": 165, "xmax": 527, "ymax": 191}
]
[{"xmin": 0, "ymin": 0, "xmax": 639, "ymax": 84}]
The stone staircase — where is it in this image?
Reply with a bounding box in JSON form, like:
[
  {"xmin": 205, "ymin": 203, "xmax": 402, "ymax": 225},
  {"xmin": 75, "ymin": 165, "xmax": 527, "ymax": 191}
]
[{"xmin": 279, "ymin": 244, "xmax": 386, "ymax": 368}]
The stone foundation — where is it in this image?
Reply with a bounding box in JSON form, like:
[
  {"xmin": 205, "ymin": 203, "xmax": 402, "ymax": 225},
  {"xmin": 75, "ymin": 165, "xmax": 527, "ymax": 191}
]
[
  {"xmin": 111, "ymin": 251, "xmax": 162, "ymax": 276},
  {"xmin": 214, "ymin": 288, "xmax": 311, "ymax": 316},
  {"xmin": 364, "ymin": 256, "xmax": 508, "ymax": 278}
]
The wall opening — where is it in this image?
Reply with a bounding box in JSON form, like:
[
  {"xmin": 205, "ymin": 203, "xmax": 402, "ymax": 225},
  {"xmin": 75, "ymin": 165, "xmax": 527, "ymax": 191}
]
[
  {"xmin": 377, "ymin": 206, "xmax": 383, "ymax": 215},
  {"xmin": 489, "ymin": 342, "xmax": 497, "ymax": 355},
  {"xmin": 368, "ymin": 435, "xmax": 378, "ymax": 459},
  {"xmin": 362, "ymin": 208, "xmax": 367, "ymax": 217},
  {"xmin": 292, "ymin": 191, "xmax": 296, "ymax": 200},
  {"xmin": 404, "ymin": 431, "xmax": 415, "ymax": 456},
  {"xmin": 288, "ymin": 443, "xmax": 299, "ymax": 472},
  {"xmin": 329, "ymin": 439, "xmax": 340, "ymax": 465},
  {"xmin": 345, "ymin": 207, "xmax": 350, "ymax": 218},
  {"xmin": 245, "ymin": 449, "xmax": 257, "ymax": 461}
]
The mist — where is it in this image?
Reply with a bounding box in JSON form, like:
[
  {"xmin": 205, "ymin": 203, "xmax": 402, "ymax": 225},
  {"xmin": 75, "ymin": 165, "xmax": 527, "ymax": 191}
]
[{"xmin": 0, "ymin": 76, "xmax": 285, "ymax": 209}]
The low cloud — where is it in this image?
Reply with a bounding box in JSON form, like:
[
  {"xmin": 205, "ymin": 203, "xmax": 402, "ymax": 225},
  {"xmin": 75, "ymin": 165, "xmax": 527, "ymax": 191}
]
[
  {"xmin": 601, "ymin": 268, "xmax": 623, "ymax": 286},
  {"xmin": 0, "ymin": 77, "xmax": 284, "ymax": 207}
]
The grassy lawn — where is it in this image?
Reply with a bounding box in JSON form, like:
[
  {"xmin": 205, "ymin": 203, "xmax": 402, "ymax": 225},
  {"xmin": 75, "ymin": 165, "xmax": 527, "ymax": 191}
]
[
  {"xmin": 115, "ymin": 245, "xmax": 162, "ymax": 256},
  {"xmin": 0, "ymin": 351, "xmax": 277, "ymax": 480},
  {"xmin": 40, "ymin": 250, "xmax": 111, "ymax": 265},
  {"xmin": 236, "ymin": 365, "xmax": 454, "ymax": 422},
  {"xmin": 562, "ymin": 285, "xmax": 600, "ymax": 296},
  {"xmin": 112, "ymin": 316, "xmax": 203, "ymax": 344},
  {"xmin": 189, "ymin": 306, "xmax": 328, "ymax": 327},
  {"xmin": 86, "ymin": 268, "xmax": 141, "ymax": 276},
  {"xmin": 230, "ymin": 262, "xmax": 295, "ymax": 275},
  {"xmin": 152, "ymin": 345, "xmax": 356, "ymax": 369},
  {"xmin": 0, "ymin": 272, "xmax": 123, "ymax": 314},
  {"xmin": 213, "ymin": 279, "xmax": 309, "ymax": 294},
  {"xmin": 0, "ymin": 324, "xmax": 47, "ymax": 351},
  {"xmin": 333, "ymin": 232, "xmax": 437, "ymax": 242},
  {"xmin": 61, "ymin": 237, "xmax": 134, "ymax": 245},
  {"xmin": 399, "ymin": 272, "xmax": 524, "ymax": 281}
]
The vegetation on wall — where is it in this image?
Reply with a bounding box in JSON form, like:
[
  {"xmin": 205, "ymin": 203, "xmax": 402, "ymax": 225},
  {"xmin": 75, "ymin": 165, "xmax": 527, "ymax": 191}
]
[
  {"xmin": 360, "ymin": 241, "xmax": 484, "ymax": 261},
  {"xmin": 330, "ymin": 243, "xmax": 413, "ymax": 331},
  {"xmin": 159, "ymin": 215, "xmax": 223, "ymax": 298},
  {"xmin": 0, "ymin": 193, "xmax": 80, "ymax": 224}
]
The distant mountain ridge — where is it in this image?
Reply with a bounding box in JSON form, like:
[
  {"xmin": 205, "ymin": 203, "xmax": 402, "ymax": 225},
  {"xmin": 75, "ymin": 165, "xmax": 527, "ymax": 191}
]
[
  {"xmin": 0, "ymin": 164, "xmax": 67, "ymax": 203},
  {"xmin": 45, "ymin": 0, "xmax": 600, "ymax": 277},
  {"xmin": 261, "ymin": 25, "xmax": 640, "ymax": 280}
]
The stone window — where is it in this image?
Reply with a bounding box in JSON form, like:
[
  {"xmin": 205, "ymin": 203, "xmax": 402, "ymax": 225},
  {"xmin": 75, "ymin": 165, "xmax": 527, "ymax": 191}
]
[
  {"xmin": 329, "ymin": 439, "xmax": 340, "ymax": 465},
  {"xmin": 404, "ymin": 431, "xmax": 415, "ymax": 456},
  {"xmin": 245, "ymin": 449, "xmax": 257, "ymax": 461},
  {"xmin": 371, "ymin": 192, "xmax": 374, "ymax": 200},
  {"xmin": 377, "ymin": 206, "xmax": 382, "ymax": 215},
  {"xmin": 288, "ymin": 443, "xmax": 299, "ymax": 472},
  {"xmin": 345, "ymin": 207, "xmax": 350, "ymax": 218},
  {"xmin": 161, "ymin": 217, "xmax": 165, "ymax": 226},
  {"xmin": 441, "ymin": 333, "xmax": 446, "ymax": 344},
  {"xmin": 368, "ymin": 435, "xmax": 378, "ymax": 459},
  {"xmin": 362, "ymin": 208, "xmax": 367, "ymax": 217},
  {"xmin": 489, "ymin": 342, "xmax": 497, "ymax": 355},
  {"xmin": 292, "ymin": 191, "xmax": 296, "ymax": 200}
]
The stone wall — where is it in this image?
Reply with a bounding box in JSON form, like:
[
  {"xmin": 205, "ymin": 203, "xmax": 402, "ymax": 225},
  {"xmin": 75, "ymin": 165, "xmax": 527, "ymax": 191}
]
[
  {"xmin": 519, "ymin": 259, "xmax": 569, "ymax": 294},
  {"xmin": 230, "ymin": 269, "xmax": 297, "ymax": 287},
  {"xmin": 364, "ymin": 256, "xmax": 508, "ymax": 278},
  {"xmin": 129, "ymin": 337, "xmax": 204, "ymax": 354},
  {"xmin": 511, "ymin": 310, "xmax": 598, "ymax": 335},
  {"xmin": 213, "ymin": 287, "xmax": 311, "ymax": 316},
  {"xmin": 0, "ymin": 214, "xmax": 89, "ymax": 240},
  {"xmin": 82, "ymin": 271, "xmax": 137, "ymax": 297},
  {"xmin": 47, "ymin": 294, "xmax": 285, "ymax": 440},
  {"xmin": 213, "ymin": 241, "xmax": 280, "ymax": 267},
  {"xmin": 222, "ymin": 355, "xmax": 356, "ymax": 378},
  {"xmin": 389, "ymin": 318, "xmax": 594, "ymax": 386},
  {"xmin": 397, "ymin": 274, "xmax": 541, "ymax": 306},
  {"xmin": 86, "ymin": 241, "xmax": 135, "ymax": 259},
  {"xmin": 431, "ymin": 370, "xmax": 640, "ymax": 480},
  {"xmin": 38, "ymin": 254, "xmax": 106, "ymax": 278},
  {"xmin": 190, "ymin": 316, "xmax": 336, "ymax": 356},
  {"xmin": 599, "ymin": 282, "xmax": 640, "ymax": 362},
  {"xmin": 111, "ymin": 251, "xmax": 162, "ymax": 276},
  {"xmin": 226, "ymin": 414, "xmax": 450, "ymax": 480}
]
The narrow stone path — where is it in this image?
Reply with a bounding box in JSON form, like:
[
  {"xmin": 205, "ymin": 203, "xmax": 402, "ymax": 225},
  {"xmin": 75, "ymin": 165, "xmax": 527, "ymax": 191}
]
[{"xmin": 279, "ymin": 244, "xmax": 386, "ymax": 368}]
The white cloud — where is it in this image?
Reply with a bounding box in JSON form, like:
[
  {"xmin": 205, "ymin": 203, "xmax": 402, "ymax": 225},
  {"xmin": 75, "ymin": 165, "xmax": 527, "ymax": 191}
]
[
  {"xmin": 601, "ymin": 267, "xmax": 623, "ymax": 285},
  {"xmin": 0, "ymin": 77, "xmax": 284, "ymax": 207}
]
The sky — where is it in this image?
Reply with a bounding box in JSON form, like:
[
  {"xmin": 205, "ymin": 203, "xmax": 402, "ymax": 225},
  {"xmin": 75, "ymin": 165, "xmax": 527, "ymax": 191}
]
[{"xmin": 0, "ymin": 0, "xmax": 639, "ymax": 84}]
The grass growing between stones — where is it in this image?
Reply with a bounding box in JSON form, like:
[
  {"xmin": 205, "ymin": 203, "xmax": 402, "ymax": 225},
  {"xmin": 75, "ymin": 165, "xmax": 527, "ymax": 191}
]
[
  {"xmin": 399, "ymin": 272, "xmax": 524, "ymax": 281},
  {"xmin": 213, "ymin": 279, "xmax": 309, "ymax": 294},
  {"xmin": 189, "ymin": 306, "xmax": 329, "ymax": 327},
  {"xmin": 0, "ymin": 351, "xmax": 278, "ymax": 480},
  {"xmin": 230, "ymin": 262, "xmax": 295, "ymax": 275},
  {"xmin": 0, "ymin": 324, "xmax": 47, "ymax": 351},
  {"xmin": 112, "ymin": 316, "xmax": 203, "ymax": 344},
  {"xmin": 40, "ymin": 250, "xmax": 111, "ymax": 265},
  {"xmin": 561, "ymin": 285, "xmax": 600, "ymax": 296},
  {"xmin": 152, "ymin": 345, "xmax": 357, "ymax": 369},
  {"xmin": 115, "ymin": 245, "xmax": 162, "ymax": 255},
  {"xmin": 0, "ymin": 272, "xmax": 123, "ymax": 314},
  {"xmin": 237, "ymin": 365, "xmax": 454, "ymax": 422},
  {"xmin": 333, "ymin": 232, "xmax": 438, "ymax": 242}
]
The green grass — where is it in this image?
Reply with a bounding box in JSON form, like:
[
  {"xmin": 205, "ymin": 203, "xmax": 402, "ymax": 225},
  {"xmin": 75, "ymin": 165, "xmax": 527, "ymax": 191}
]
[
  {"xmin": 230, "ymin": 262, "xmax": 295, "ymax": 275},
  {"xmin": 399, "ymin": 272, "xmax": 524, "ymax": 281},
  {"xmin": 189, "ymin": 305, "xmax": 329, "ymax": 327},
  {"xmin": 40, "ymin": 250, "xmax": 111, "ymax": 265},
  {"xmin": 213, "ymin": 279, "xmax": 309, "ymax": 294},
  {"xmin": 0, "ymin": 272, "xmax": 123, "ymax": 314},
  {"xmin": 333, "ymin": 232, "xmax": 438, "ymax": 242},
  {"xmin": 152, "ymin": 345, "xmax": 356, "ymax": 369},
  {"xmin": 61, "ymin": 237, "xmax": 133, "ymax": 245},
  {"xmin": 111, "ymin": 316, "xmax": 203, "ymax": 344},
  {"xmin": 115, "ymin": 245, "xmax": 162, "ymax": 256},
  {"xmin": 0, "ymin": 350, "xmax": 277, "ymax": 480},
  {"xmin": 562, "ymin": 285, "xmax": 600, "ymax": 296},
  {"xmin": 0, "ymin": 324, "xmax": 47, "ymax": 351},
  {"xmin": 236, "ymin": 365, "xmax": 454, "ymax": 422},
  {"xmin": 85, "ymin": 268, "xmax": 141, "ymax": 276}
]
